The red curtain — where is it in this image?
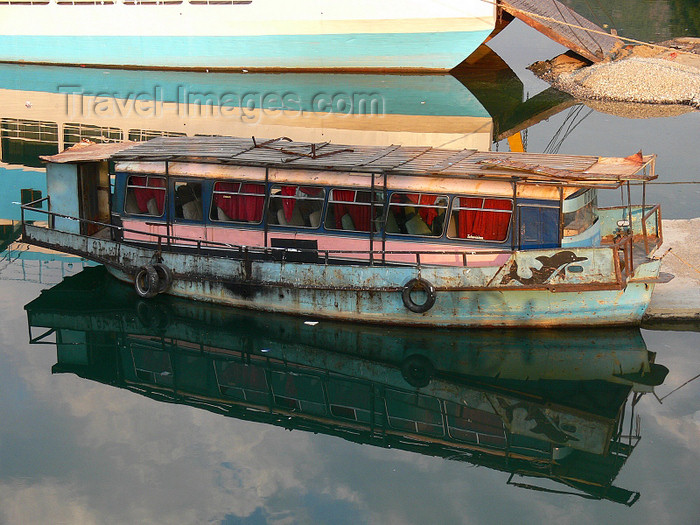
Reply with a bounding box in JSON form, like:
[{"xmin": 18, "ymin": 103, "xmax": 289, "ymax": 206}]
[
  {"xmin": 403, "ymin": 194, "xmax": 440, "ymax": 226},
  {"xmin": 483, "ymin": 199, "xmax": 512, "ymax": 240},
  {"xmin": 300, "ymin": 187, "xmax": 322, "ymax": 197},
  {"xmin": 131, "ymin": 176, "xmax": 165, "ymax": 215},
  {"xmin": 213, "ymin": 182, "xmax": 242, "ymax": 220},
  {"xmin": 213, "ymin": 182, "xmax": 264, "ymax": 222},
  {"xmin": 281, "ymin": 185, "xmax": 297, "ymax": 222},
  {"xmin": 333, "ymin": 190, "xmax": 371, "ymax": 232},
  {"xmin": 242, "ymin": 184, "xmax": 265, "ymax": 222},
  {"xmin": 458, "ymin": 198, "xmax": 511, "ymax": 241},
  {"xmin": 457, "ymin": 198, "xmax": 482, "ymax": 239}
]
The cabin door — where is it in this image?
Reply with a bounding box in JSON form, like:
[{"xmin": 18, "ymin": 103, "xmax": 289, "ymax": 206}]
[
  {"xmin": 78, "ymin": 163, "xmax": 101, "ymax": 236},
  {"xmin": 517, "ymin": 205, "xmax": 560, "ymax": 249}
]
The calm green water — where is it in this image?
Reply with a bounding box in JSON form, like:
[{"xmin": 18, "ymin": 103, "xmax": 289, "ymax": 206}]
[
  {"xmin": 562, "ymin": 0, "xmax": 700, "ymax": 42},
  {"xmin": 1, "ymin": 10, "xmax": 699, "ymax": 525}
]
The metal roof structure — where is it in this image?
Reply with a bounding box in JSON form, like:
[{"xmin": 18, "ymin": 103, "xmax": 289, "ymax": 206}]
[{"xmin": 110, "ymin": 136, "xmax": 657, "ymax": 187}]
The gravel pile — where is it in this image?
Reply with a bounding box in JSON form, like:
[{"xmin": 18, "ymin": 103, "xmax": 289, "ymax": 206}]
[
  {"xmin": 582, "ymin": 99, "xmax": 694, "ymax": 119},
  {"xmin": 552, "ymin": 57, "xmax": 700, "ymax": 108}
]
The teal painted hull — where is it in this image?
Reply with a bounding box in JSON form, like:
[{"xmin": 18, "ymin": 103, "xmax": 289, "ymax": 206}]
[
  {"xmin": 0, "ymin": 30, "xmax": 492, "ymax": 71},
  {"xmin": 0, "ymin": 63, "xmax": 489, "ymax": 118}
]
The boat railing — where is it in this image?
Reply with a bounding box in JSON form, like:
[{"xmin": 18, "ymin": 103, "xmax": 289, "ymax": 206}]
[
  {"xmin": 610, "ymin": 234, "xmax": 634, "ymax": 281},
  {"xmin": 599, "ymin": 205, "xmax": 662, "ymax": 255},
  {"xmin": 19, "ymin": 198, "xmax": 641, "ymax": 285},
  {"xmin": 640, "ymin": 204, "xmax": 663, "ymax": 256},
  {"xmin": 20, "ymin": 197, "xmax": 515, "ymax": 267}
]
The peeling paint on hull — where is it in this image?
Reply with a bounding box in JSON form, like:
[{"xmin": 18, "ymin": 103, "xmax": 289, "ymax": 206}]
[
  {"xmin": 112, "ymin": 266, "xmax": 655, "ymax": 327},
  {"xmin": 22, "ymin": 225, "xmax": 659, "ymax": 328}
]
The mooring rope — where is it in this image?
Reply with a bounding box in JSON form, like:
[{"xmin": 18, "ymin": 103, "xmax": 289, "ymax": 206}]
[
  {"xmin": 668, "ymin": 248, "xmax": 700, "ymax": 276},
  {"xmin": 657, "ymin": 372, "xmax": 700, "ymax": 402}
]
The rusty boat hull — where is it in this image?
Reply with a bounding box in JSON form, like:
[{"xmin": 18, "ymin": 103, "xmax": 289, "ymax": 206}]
[{"xmin": 23, "ymin": 223, "xmax": 660, "ymax": 327}]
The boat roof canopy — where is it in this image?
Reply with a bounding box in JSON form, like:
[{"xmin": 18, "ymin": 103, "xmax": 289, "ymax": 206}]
[
  {"xmin": 106, "ymin": 136, "xmax": 656, "ymax": 188},
  {"xmin": 40, "ymin": 141, "xmax": 138, "ymax": 164}
]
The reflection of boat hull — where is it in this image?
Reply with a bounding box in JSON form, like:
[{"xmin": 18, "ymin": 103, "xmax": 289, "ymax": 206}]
[
  {"xmin": 25, "ymin": 266, "xmax": 660, "ymax": 505},
  {"xmin": 0, "ymin": 2, "xmax": 496, "ymax": 71}
]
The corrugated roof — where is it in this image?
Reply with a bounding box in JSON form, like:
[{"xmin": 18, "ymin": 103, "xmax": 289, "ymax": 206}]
[
  {"xmin": 40, "ymin": 141, "xmax": 138, "ymax": 164},
  {"xmin": 110, "ymin": 136, "xmax": 657, "ymax": 185}
]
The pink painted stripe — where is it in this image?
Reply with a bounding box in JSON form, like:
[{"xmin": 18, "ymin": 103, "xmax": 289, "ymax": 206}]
[{"xmin": 121, "ymin": 221, "xmax": 509, "ymax": 267}]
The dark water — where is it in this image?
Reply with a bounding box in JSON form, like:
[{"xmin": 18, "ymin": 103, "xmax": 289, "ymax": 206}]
[
  {"xmin": 1, "ymin": 13, "xmax": 699, "ymax": 525},
  {"xmin": 562, "ymin": 0, "xmax": 700, "ymax": 42}
]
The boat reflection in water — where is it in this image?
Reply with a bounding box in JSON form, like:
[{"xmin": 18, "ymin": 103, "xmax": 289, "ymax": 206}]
[
  {"xmin": 0, "ymin": 44, "xmax": 574, "ymax": 172},
  {"xmin": 25, "ymin": 267, "xmax": 667, "ymax": 506}
]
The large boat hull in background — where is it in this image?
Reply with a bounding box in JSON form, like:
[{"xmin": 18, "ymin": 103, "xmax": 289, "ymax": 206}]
[{"xmin": 0, "ymin": 1, "xmax": 496, "ymax": 71}]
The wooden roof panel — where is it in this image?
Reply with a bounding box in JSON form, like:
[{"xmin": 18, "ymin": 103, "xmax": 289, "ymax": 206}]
[{"xmin": 110, "ymin": 136, "xmax": 656, "ymax": 184}]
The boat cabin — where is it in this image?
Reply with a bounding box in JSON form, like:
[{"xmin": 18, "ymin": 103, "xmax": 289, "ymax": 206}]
[
  {"xmin": 37, "ymin": 137, "xmax": 656, "ymax": 267},
  {"xmin": 40, "ymin": 141, "xmax": 135, "ymax": 236}
]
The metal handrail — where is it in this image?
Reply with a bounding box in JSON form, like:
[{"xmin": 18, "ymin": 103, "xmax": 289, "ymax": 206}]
[
  {"xmin": 20, "ymin": 201, "xmax": 517, "ymax": 266},
  {"xmin": 641, "ymin": 204, "xmax": 663, "ymax": 256},
  {"xmin": 20, "ymin": 195, "xmax": 52, "ymax": 227},
  {"xmin": 609, "ymin": 233, "xmax": 635, "ymax": 278},
  {"xmin": 19, "ymin": 200, "xmax": 639, "ymax": 278},
  {"xmin": 600, "ymin": 203, "xmax": 662, "ymax": 277}
]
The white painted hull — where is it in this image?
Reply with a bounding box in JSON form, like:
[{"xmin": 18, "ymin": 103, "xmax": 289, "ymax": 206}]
[{"xmin": 0, "ymin": 0, "xmax": 497, "ymax": 70}]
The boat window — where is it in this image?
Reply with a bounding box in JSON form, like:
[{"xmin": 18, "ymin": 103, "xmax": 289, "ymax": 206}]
[
  {"xmin": 124, "ymin": 175, "xmax": 166, "ymax": 217},
  {"xmin": 385, "ymin": 389, "xmax": 444, "ymax": 436},
  {"xmin": 448, "ymin": 197, "xmax": 512, "ymax": 242},
  {"xmin": 267, "ymin": 185, "xmax": 325, "ymax": 229},
  {"xmin": 174, "ymin": 181, "xmax": 203, "ymax": 221},
  {"xmin": 519, "ymin": 206, "xmax": 560, "ymax": 249},
  {"xmin": 327, "ymin": 377, "xmax": 379, "ymax": 424},
  {"xmin": 210, "ymin": 181, "xmax": 265, "ymax": 224},
  {"xmin": 324, "ymin": 189, "xmax": 384, "ymax": 233},
  {"xmin": 270, "ymin": 371, "xmax": 326, "ymax": 416},
  {"xmin": 64, "ymin": 123, "xmax": 122, "ymax": 148},
  {"xmin": 563, "ymin": 190, "xmax": 598, "ymax": 236},
  {"xmin": 444, "ymin": 400, "xmax": 506, "ymax": 446},
  {"xmin": 215, "ymin": 361, "xmax": 269, "ymax": 405},
  {"xmin": 130, "ymin": 346, "xmax": 173, "ymax": 387},
  {"xmin": 128, "ymin": 129, "xmax": 187, "ymax": 141},
  {"xmin": 386, "ymin": 192, "xmax": 448, "ymax": 237}
]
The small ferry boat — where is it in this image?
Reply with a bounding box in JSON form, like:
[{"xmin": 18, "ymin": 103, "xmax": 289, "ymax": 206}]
[
  {"xmin": 21, "ymin": 136, "xmax": 663, "ymax": 327},
  {"xmin": 0, "ymin": 0, "xmax": 496, "ymax": 71}
]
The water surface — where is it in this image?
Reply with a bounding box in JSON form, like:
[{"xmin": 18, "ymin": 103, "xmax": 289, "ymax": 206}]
[{"xmin": 0, "ymin": 9, "xmax": 699, "ymax": 525}]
